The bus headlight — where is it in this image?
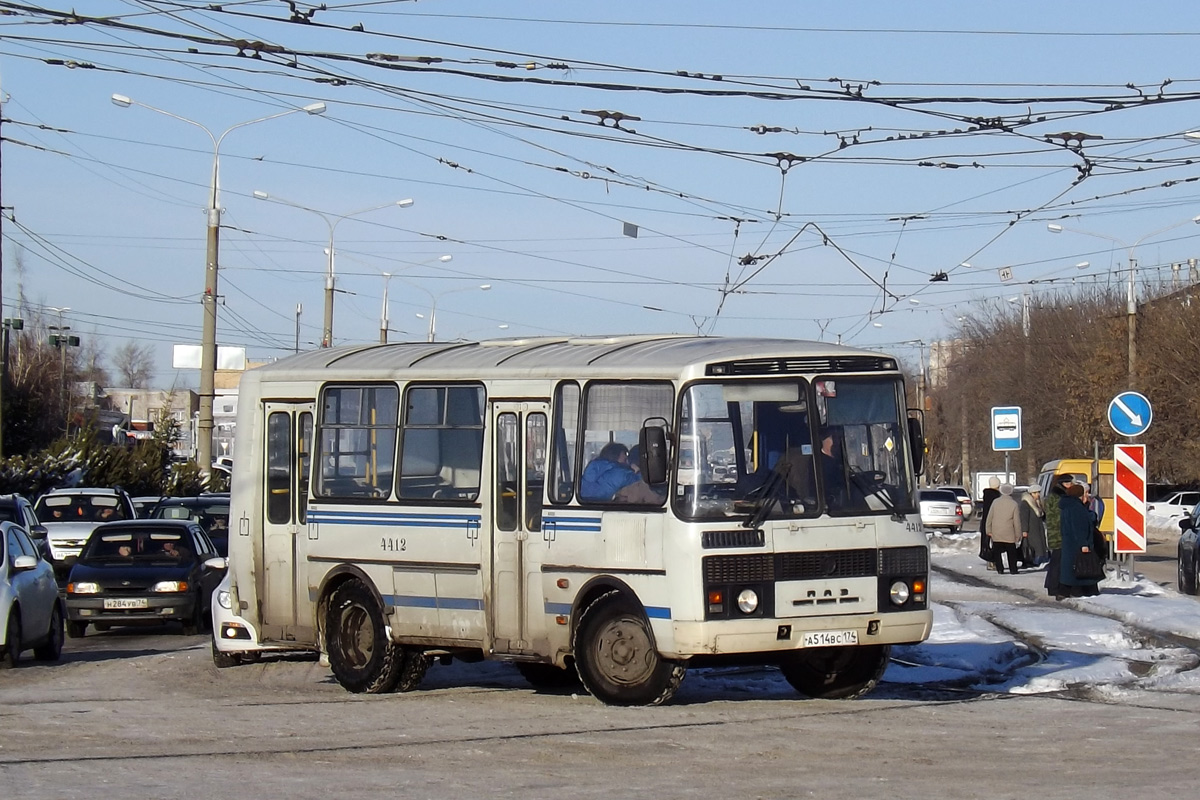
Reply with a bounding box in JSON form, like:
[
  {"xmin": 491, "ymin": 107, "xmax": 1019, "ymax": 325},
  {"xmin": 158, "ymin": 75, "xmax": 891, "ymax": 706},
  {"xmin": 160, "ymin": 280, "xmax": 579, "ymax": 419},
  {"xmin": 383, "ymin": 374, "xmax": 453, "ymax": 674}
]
[
  {"xmin": 888, "ymin": 581, "xmax": 911, "ymax": 606},
  {"xmin": 736, "ymin": 589, "xmax": 759, "ymax": 614}
]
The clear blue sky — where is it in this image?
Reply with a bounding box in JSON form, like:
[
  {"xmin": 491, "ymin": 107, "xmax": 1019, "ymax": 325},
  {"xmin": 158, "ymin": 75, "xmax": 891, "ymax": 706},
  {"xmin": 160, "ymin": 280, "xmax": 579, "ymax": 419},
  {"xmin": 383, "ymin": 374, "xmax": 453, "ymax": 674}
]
[{"xmin": 4, "ymin": 1, "xmax": 1200, "ymax": 386}]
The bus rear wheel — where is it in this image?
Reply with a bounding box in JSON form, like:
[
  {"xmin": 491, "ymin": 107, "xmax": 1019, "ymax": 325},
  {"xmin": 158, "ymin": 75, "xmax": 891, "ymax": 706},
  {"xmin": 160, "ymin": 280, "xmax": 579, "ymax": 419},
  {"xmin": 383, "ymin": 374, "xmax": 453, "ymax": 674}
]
[
  {"xmin": 780, "ymin": 644, "xmax": 891, "ymax": 700},
  {"xmin": 325, "ymin": 580, "xmax": 404, "ymax": 694},
  {"xmin": 573, "ymin": 590, "xmax": 685, "ymax": 706}
]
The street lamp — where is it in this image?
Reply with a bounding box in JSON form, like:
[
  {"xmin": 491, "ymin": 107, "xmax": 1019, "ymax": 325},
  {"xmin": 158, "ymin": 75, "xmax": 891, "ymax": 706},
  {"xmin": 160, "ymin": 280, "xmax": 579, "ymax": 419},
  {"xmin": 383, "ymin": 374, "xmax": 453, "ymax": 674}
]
[
  {"xmin": 380, "ymin": 255, "xmax": 453, "ymax": 344},
  {"xmin": 253, "ymin": 191, "xmax": 414, "ymax": 348},
  {"xmin": 112, "ymin": 93, "xmax": 326, "ymax": 478},
  {"xmin": 1048, "ymin": 215, "xmax": 1200, "ymax": 387},
  {"xmin": 406, "ymin": 283, "xmax": 492, "ymax": 342},
  {"xmin": 47, "ymin": 306, "xmax": 79, "ymax": 434}
]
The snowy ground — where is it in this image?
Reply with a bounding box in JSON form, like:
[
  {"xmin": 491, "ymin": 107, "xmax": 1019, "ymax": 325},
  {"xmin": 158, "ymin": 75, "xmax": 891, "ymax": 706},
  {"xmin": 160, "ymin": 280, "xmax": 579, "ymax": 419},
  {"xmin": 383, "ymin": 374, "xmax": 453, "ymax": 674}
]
[{"xmin": 890, "ymin": 510, "xmax": 1200, "ymax": 699}]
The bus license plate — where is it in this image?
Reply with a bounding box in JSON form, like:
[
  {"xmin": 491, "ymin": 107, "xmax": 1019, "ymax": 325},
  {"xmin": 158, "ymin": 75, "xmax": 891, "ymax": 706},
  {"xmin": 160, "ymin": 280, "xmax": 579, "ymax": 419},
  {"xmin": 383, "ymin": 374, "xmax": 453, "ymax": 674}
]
[
  {"xmin": 104, "ymin": 598, "xmax": 147, "ymax": 610},
  {"xmin": 802, "ymin": 630, "xmax": 858, "ymax": 648}
]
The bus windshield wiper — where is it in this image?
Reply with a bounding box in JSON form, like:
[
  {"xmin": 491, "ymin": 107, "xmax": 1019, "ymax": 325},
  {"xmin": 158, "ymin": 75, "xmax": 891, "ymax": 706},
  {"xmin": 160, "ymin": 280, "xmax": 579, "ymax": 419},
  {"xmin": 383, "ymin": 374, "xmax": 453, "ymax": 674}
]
[{"xmin": 741, "ymin": 463, "xmax": 790, "ymax": 529}]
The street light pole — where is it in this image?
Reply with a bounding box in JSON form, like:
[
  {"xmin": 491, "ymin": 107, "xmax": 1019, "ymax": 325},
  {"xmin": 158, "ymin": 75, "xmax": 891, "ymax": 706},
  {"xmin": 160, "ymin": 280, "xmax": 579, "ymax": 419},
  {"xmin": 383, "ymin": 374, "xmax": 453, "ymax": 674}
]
[
  {"xmin": 380, "ymin": 273, "xmax": 391, "ymax": 344},
  {"xmin": 1048, "ymin": 215, "xmax": 1200, "ymax": 388},
  {"xmin": 112, "ymin": 94, "xmax": 326, "ymax": 478},
  {"xmin": 408, "ymin": 283, "xmax": 491, "ymax": 342},
  {"xmin": 253, "ymin": 192, "xmax": 414, "ymax": 348}
]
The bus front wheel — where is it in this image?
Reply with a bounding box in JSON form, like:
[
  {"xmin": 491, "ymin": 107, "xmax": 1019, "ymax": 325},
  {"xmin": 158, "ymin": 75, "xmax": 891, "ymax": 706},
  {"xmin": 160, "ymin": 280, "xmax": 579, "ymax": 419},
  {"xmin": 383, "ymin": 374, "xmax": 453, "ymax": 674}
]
[
  {"xmin": 780, "ymin": 644, "xmax": 891, "ymax": 700},
  {"xmin": 325, "ymin": 580, "xmax": 404, "ymax": 694},
  {"xmin": 574, "ymin": 590, "xmax": 685, "ymax": 706}
]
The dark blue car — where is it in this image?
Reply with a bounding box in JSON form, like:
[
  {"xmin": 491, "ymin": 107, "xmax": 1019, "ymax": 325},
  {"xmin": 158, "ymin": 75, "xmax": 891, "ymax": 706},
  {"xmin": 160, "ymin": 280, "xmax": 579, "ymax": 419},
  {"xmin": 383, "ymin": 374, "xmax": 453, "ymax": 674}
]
[{"xmin": 64, "ymin": 520, "xmax": 226, "ymax": 637}]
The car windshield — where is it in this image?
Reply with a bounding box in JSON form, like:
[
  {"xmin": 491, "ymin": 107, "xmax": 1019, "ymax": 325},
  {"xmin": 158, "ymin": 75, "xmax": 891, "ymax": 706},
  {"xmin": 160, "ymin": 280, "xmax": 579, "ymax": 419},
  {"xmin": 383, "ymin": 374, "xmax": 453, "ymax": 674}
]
[
  {"xmin": 81, "ymin": 530, "xmax": 193, "ymax": 562},
  {"xmin": 35, "ymin": 494, "xmax": 128, "ymax": 523},
  {"xmin": 675, "ymin": 376, "xmax": 917, "ymax": 523}
]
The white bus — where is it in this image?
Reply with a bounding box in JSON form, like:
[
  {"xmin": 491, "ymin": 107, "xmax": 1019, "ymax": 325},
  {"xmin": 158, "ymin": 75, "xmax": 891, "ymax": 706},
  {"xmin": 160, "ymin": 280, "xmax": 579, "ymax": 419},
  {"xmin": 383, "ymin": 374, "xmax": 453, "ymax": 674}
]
[{"xmin": 218, "ymin": 335, "xmax": 931, "ymax": 705}]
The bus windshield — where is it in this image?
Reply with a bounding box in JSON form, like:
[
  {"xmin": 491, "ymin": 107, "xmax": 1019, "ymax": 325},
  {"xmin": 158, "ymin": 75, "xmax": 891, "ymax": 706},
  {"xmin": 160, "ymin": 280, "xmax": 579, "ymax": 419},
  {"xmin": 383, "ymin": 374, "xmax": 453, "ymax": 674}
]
[{"xmin": 675, "ymin": 376, "xmax": 916, "ymax": 522}]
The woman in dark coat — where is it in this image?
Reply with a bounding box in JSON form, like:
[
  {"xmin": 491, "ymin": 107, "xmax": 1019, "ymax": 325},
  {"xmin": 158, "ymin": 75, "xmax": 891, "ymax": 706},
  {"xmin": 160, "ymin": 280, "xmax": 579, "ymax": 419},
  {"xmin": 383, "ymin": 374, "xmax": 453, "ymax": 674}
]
[{"xmin": 1056, "ymin": 483, "xmax": 1102, "ymax": 599}]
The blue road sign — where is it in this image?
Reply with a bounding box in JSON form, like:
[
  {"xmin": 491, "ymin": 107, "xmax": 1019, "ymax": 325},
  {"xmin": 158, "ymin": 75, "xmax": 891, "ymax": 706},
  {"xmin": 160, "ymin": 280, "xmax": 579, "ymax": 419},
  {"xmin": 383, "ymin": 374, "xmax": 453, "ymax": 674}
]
[
  {"xmin": 1108, "ymin": 391, "xmax": 1152, "ymax": 437},
  {"xmin": 991, "ymin": 406, "xmax": 1022, "ymax": 451}
]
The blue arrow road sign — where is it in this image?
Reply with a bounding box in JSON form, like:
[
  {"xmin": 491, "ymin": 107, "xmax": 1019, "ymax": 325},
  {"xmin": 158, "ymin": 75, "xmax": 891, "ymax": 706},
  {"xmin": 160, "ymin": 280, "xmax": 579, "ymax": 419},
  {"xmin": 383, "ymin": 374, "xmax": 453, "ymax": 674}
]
[
  {"xmin": 1108, "ymin": 391, "xmax": 1152, "ymax": 437},
  {"xmin": 991, "ymin": 406, "xmax": 1022, "ymax": 451}
]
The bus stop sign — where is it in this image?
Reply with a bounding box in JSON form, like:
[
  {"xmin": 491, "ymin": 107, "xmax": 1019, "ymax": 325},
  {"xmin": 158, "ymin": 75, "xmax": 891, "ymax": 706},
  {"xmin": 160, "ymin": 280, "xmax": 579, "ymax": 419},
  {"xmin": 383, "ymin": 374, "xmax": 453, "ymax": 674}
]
[
  {"xmin": 991, "ymin": 406, "xmax": 1021, "ymax": 451},
  {"xmin": 1114, "ymin": 443, "xmax": 1147, "ymax": 555}
]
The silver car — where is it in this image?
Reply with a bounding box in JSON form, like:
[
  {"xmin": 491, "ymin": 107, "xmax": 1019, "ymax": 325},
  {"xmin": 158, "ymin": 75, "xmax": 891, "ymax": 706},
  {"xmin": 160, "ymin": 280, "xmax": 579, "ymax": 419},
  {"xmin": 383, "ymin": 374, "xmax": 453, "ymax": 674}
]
[
  {"xmin": 937, "ymin": 485, "xmax": 974, "ymax": 520},
  {"xmin": 919, "ymin": 488, "xmax": 963, "ymax": 533},
  {"xmin": 1, "ymin": 521, "xmax": 64, "ymax": 667}
]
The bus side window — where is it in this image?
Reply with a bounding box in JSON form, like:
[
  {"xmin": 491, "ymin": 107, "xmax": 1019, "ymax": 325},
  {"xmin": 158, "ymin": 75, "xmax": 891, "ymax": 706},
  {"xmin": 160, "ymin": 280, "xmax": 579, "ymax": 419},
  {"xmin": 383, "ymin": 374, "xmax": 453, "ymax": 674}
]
[
  {"xmin": 398, "ymin": 384, "xmax": 485, "ymax": 502},
  {"xmin": 316, "ymin": 385, "xmax": 398, "ymax": 499},
  {"xmin": 549, "ymin": 382, "xmax": 579, "ymax": 505},
  {"xmin": 266, "ymin": 411, "xmax": 292, "ymax": 524},
  {"xmin": 525, "ymin": 413, "xmax": 547, "ymax": 530}
]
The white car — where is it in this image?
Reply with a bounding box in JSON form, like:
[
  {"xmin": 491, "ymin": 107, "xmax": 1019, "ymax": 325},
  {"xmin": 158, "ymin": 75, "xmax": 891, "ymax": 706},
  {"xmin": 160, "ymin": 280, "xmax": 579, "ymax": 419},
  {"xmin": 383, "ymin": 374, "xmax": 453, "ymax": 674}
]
[
  {"xmin": 211, "ymin": 571, "xmax": 314, "ymax": 667},
  {"xmin": 33, "ymin": 488, "xmax": 138, "ymax": 573},
  {"xmin": 1148, "ymin": 491, "xmax": 1200, "ymax": 520},
  {"xmin": 937, "ymin": 485, "xmax": 974, "ymax": 520},
  {"xmin": 919, "ymin": 488, "xmax": 964, "ymax": 533},
  {"xmin": 1, "ymin": 521, "xmax": 64, "ymax": 667}
]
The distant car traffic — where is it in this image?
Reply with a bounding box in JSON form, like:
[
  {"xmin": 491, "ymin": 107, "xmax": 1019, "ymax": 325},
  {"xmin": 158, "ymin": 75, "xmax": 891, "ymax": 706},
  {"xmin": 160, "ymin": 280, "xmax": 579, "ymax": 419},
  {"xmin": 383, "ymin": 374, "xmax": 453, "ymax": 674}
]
[
  {"xmin": 1148, "ymin": 490, "xmax": 1200, "ymax": 520},
  {"xmin": 33, "ymin": 488, "xmax": 138, "ymax": 575},
  {"xmin": 131, "ymin": 496, "xmax": 163, "ymax": 519},
  {"xmin": 150, "ymin": 495, "xmax": 231, "ymax": 557},
  {"xmin": 937, "ymin": 485, "xmax": 974, "ymax": 520},
  {"xmin": 919, "ymin": 488, "xmax": 963, "ymax": 533},
  {"xmin": 64, "ymin": 519, "xmax": 227, "ymax": 637},
  {"xmin": 1, "ymin": 520, "xmax": 64, "ymax": 667}
]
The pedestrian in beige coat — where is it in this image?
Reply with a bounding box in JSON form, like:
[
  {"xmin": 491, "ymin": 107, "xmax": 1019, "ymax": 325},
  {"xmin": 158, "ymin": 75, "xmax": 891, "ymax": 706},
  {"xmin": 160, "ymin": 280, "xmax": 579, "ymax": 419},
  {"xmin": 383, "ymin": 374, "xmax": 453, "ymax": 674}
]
[{"xmin": 985, "ymin": 483, "xmax": 1023, "ymax": 574}]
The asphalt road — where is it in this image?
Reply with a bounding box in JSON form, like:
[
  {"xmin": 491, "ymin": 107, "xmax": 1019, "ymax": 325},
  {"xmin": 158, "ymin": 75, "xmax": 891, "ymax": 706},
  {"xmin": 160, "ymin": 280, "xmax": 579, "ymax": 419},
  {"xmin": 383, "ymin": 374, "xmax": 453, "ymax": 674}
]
[{"xmin": 3, "ymin": 591, "xmax": 1198, "ymax": 798}]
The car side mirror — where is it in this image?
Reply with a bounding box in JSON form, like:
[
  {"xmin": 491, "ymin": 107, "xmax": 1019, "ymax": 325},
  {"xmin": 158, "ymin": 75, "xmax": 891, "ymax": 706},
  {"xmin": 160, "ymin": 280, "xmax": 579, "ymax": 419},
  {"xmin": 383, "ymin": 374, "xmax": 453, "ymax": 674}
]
[
  {"xmin": 204, "ymin": 556, "xmax": 229, "ymax": 571},
  {"xmin": 1180, "ymin": 517, "xmax": 1193, "ymax": 532},
  {"xmin": 30, "ymin": 524, "xmax": 48, "ymax": 539},
  {"xmin": 12, "ymin": 554, "xmax": 38, "ymax": 572}
]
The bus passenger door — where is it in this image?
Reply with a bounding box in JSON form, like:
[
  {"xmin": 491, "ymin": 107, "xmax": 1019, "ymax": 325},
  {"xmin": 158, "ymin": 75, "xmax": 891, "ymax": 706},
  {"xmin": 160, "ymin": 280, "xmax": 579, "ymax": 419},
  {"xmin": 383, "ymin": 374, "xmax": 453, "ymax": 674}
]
[
  {"xmin": 489, "ymin": 402, "xmax": 549, "ymax": 655},
  {"xmin": 259, "ymin": 401, "xmax": 315, "ymax": 641}
]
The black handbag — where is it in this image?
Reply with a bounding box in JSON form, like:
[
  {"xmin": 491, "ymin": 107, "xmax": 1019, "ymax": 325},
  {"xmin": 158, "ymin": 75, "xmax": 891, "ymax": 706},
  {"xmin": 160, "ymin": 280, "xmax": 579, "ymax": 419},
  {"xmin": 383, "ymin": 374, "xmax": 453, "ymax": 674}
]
[
  {"xmin": 1073, "ymin": 548, "xmax": 1105, "ymax": 582},
  {"xmin": 979, "ymin": 535, "xmax": 993, "ymax": 562},
  {"xmin": 1019, "ymin": 537, "xmax": 1035, "ymax": 565}
]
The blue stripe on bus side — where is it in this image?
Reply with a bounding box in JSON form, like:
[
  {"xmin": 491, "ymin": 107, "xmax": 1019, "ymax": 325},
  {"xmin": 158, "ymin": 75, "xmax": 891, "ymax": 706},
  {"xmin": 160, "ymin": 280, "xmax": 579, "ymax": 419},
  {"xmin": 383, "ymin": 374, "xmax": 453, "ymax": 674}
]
[
  {"xmin": 543, "ymin": 514, "xmax": 602, "ymax": 533},
  {"xmin": 542, "ymin": 602, "xmax": 670, "ymax": 619},
  {"xmin": 389, "ymin": 595, "xmax": 483, "ymax": 611}
]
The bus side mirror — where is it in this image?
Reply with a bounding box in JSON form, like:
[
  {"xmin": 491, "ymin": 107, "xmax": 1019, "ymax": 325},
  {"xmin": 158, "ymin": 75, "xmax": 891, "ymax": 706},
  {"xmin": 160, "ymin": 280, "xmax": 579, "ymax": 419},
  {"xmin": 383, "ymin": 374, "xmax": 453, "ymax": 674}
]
[
  {"xmin": 907, "ymin": 415, "xmax": 925, "ymax": 476},
  {"xmin": 640, "ymin": 426, "xmax": 669, "ymax": 486}
]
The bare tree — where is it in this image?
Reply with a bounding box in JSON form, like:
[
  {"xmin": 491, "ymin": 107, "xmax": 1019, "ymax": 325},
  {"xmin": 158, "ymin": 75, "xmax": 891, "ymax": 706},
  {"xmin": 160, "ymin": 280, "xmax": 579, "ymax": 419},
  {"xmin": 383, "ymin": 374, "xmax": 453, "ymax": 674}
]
[{"xmin": 112, "ymin": 341, "xmax": 156, "ymax": 388}]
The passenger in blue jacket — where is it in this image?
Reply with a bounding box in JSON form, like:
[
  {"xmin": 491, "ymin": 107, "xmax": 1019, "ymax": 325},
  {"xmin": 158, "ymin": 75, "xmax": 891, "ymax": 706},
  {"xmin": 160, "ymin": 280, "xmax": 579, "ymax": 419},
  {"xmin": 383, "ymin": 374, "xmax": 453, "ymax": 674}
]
[{"xmin": 580, "ymin": 442, "xmax": 640, "ymax": 501}]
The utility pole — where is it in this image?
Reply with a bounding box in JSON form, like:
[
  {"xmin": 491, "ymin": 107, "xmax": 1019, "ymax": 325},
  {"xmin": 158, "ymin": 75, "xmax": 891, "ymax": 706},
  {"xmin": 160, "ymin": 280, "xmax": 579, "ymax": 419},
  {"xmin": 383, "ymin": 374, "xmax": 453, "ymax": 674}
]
[{"xmin": 294, "ymin": 303, "xmax": 302, "ymax": 354}]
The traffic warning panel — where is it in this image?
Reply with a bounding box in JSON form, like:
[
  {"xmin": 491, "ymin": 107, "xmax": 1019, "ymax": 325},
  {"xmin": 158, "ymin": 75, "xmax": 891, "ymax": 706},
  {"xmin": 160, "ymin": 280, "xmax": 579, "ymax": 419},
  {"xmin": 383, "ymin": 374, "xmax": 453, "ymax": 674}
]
[{"xmin": 1114, "ymin": 444, "xmax": 1147, "ymax": 554}]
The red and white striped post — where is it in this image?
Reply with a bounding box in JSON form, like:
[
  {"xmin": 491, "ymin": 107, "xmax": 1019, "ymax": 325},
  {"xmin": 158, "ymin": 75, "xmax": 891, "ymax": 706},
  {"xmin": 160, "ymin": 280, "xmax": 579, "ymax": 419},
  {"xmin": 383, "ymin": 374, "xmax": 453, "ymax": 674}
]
[{"xmin": 1113, "ymin": 444, "xmax": 1147, "ymax": 566}]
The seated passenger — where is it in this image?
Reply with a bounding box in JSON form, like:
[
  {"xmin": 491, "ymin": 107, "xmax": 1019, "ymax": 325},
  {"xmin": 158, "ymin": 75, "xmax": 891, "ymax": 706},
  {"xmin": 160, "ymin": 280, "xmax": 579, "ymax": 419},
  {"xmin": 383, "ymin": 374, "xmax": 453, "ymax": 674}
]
[
  {"xmin": 580, "ymin": 442, "xmax": 641, "ymax": 502},
  {"xmin": 613, "ymin": 445, "xmax": 665, "ymax": 504}
]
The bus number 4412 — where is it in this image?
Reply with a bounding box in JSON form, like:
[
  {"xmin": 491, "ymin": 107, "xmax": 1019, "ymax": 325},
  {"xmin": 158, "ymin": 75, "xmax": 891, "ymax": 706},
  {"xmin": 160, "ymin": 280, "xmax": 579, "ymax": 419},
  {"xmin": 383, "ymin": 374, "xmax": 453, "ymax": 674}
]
[{"xmin": 380, "ymin": 537, "xmax": 406, "ymax": 552}]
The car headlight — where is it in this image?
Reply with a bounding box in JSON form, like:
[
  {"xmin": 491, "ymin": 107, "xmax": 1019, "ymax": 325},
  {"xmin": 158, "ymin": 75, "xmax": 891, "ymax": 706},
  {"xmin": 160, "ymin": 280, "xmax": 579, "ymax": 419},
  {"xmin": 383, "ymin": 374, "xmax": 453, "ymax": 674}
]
[
  {"xmin": 889, "ymin": 580, "xmax": 911, "ymax": 606},
  {"xmin": 736, "ymin": 588, "xmax": 759, "ymax": 614},
  {"xmin": 151, "ymin": 581, "xmax": 189, "ymax": 593},
  {"xmin": 216, "ymin": 589, "xmax": 232, "ymax": 610},
  {"xmin": 67, "ymin": 582, "xmax": 100, "ymax": 594}
]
